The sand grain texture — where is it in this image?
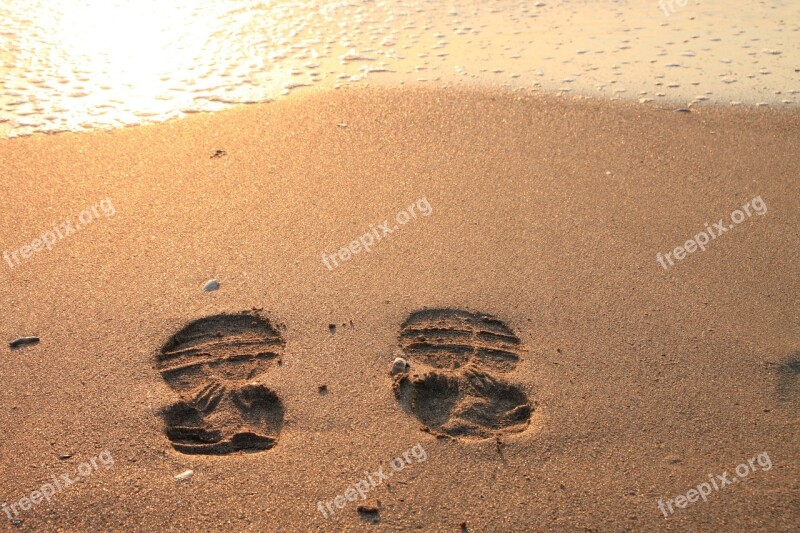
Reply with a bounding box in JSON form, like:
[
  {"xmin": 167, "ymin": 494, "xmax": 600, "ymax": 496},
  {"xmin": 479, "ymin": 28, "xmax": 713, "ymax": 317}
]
[{"xmin": 0, "ymin": 87, "xmax": 798, "ymax": 531}]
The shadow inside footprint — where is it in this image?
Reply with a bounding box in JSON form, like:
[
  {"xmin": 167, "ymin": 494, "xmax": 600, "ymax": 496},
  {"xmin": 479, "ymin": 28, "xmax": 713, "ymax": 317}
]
[
  {"xmin": 396, "ymin": 372, "xmax": 460, "ymax": 428},
  {"xmin": 394, "ymin": 309, "xmax": 534, "ymax": 440},
  {"xmin": 459, "ymin": 369, "xmax": 531, "ymax": 427},
  {"xmin": 156, "ymin": 311, "xmax": 285, "ymax": 455}
]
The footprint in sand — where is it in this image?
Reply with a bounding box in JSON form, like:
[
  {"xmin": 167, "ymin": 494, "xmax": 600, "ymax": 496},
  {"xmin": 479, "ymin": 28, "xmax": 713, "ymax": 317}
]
[
  {"xmin": 156, "ymin": 311, "xmax": 285, "ymax": 455},
  {"xmin": 777, "ymin": 352, "xmax": 800, "ymax": 403},
  {"xmin": 393, "ymin": 309, "xmax": 533, "ymax": 439}
]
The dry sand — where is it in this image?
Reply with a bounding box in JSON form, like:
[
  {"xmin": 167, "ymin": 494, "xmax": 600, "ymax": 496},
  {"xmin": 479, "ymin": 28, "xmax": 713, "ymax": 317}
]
[{"xmin": 0, "ymin": 87, "xmax": 798, "ymax": 531}]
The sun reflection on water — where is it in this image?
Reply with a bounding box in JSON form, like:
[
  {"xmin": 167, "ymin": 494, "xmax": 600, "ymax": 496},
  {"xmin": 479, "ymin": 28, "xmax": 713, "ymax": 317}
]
[
  {"xmin": 0, "ymin": 0, "xmax": 796, "ymax": 136},
  {"xmin": 0, "ymin": 0, "xmax": 322, "ymax": 135}
]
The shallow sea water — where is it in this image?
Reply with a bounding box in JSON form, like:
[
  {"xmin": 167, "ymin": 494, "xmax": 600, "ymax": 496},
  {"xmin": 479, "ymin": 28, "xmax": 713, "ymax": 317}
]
[{"xmin": 1, "ymin": 0, "xmax": 798, "ymax": 137}]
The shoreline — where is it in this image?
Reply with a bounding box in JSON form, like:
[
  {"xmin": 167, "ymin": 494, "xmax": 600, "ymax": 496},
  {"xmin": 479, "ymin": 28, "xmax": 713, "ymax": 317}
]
[
  {"xmin": 3, "ymin": 82, "xmax": 800, "ymax": 143},
  {"xmin": 2, "ymin": 0, "xmax": 799, "ymax": 137}
]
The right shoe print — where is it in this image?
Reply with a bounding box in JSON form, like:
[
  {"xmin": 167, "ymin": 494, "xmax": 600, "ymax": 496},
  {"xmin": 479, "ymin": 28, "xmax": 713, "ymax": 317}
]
[{"xmin": 392, "ymin": 308, "xmax": 534, "ymax": 439}]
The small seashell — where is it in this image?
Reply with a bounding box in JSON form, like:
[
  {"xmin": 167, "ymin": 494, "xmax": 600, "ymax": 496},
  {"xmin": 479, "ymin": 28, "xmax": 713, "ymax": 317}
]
[
  {"xmin": 391, "ymin": 357, "xmax": 409, "ymax": 375},
  {"xmin": 202, "ymin": 279, "xmax": 220, "ymax": 292},
  {"xmin": 175, "ymin": 469, "xmax": 194, "ymax": 482}
]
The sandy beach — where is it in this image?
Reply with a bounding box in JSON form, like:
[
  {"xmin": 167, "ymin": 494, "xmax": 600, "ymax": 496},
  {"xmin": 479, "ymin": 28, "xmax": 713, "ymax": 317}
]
[{"xmin": 0, "ymin": 86, "xmax": 797, "ymax": 530}]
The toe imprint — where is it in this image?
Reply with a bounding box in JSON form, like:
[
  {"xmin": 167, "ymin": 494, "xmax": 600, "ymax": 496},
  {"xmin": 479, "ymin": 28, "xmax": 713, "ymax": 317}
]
[{"xmin": 399, "ymin": 308, "xmax": 523, "ymax": 373}]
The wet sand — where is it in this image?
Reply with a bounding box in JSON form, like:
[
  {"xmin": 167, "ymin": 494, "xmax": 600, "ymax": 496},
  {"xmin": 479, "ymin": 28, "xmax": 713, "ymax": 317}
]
[
  {"xmin": 0, "ymin": 87, "xmax": 798, "ymax": 531},
  {"xmin": 3, "ymin": 0, "xmax": 799, "ymax": 137}
]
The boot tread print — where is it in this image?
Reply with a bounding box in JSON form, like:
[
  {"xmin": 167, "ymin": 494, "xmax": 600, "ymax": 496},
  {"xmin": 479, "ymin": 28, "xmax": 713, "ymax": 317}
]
[
  {"xmin": 156, "ymin": 311, "xmax": 284, "ymax": 455},
  {"xmin": 394, "ymin": 308, "xmax": 533, "ymax": 440}
]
